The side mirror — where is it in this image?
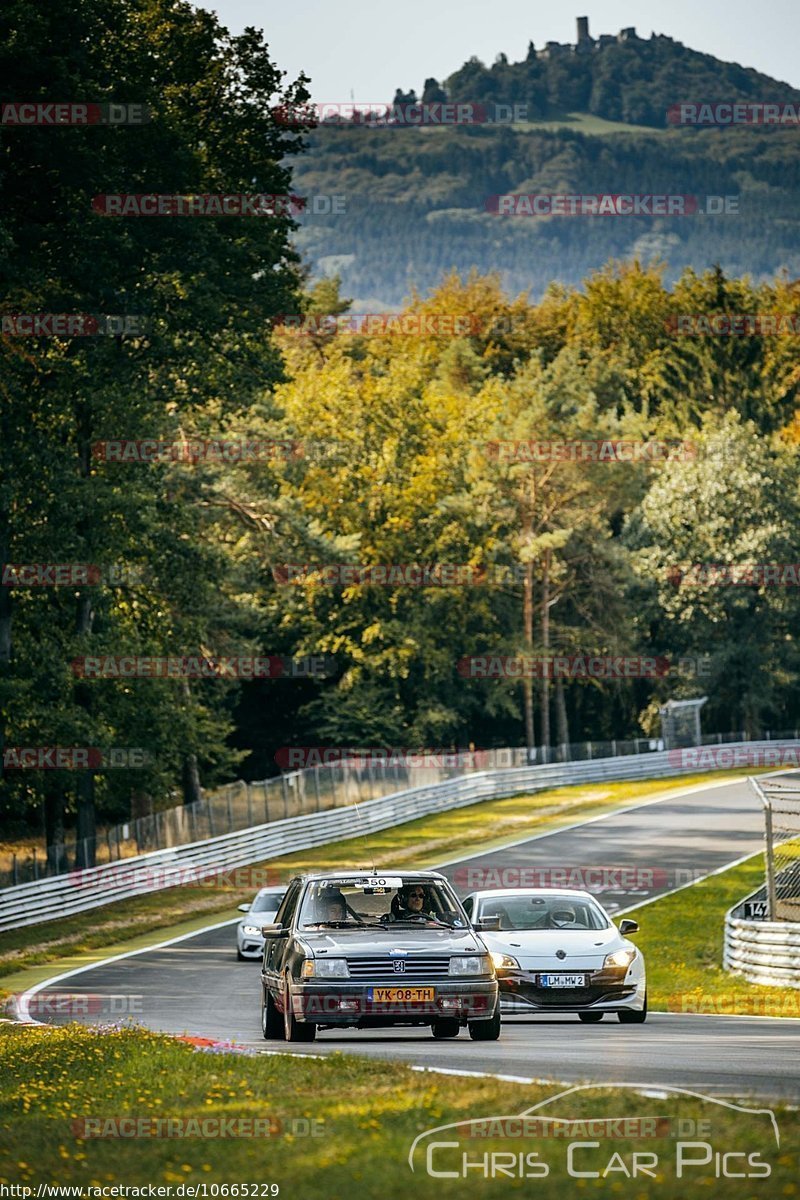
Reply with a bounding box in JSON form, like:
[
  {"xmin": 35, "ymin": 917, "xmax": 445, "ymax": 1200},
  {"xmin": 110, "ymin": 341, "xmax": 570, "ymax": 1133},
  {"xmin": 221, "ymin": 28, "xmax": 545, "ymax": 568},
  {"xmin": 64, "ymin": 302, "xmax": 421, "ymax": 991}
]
[
  {"xmin": 619, "ymin": 919, "xmax": 639, "ymax": 936},
  {"xmin": 237, "ymin": 903, "xmax": 251, "ymax": 912},
  {"xmin": 474, "ymin": 916, "xmax": 501, "ymax": 932},
  {"xmin": 261, "ymin": 922, "xmax": 286, "ymax": 937}
]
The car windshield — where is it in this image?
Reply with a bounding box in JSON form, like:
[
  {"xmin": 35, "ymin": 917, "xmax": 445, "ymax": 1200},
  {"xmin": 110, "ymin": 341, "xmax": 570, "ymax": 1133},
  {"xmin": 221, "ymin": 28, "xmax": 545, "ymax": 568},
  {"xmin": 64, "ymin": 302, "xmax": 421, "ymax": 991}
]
[
  {"xmin": 476, "ymin": 893, "xmax": 610, "ymax": 931},
  {"xmin": 297, "ymin": 876, "xmax": 467, "ymax": 930},
  {"xmin": 250, "ymin": 893, "xmax": 284, "ymax": 914}
]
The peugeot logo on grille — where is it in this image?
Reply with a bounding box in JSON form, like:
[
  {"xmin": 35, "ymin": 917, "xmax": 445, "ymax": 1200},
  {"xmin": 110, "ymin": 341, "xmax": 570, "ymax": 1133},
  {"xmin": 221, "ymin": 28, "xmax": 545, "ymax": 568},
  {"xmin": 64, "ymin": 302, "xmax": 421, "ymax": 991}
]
[
  {"xmin": 392, "ymin": 959, "xmax": 406, "ymax": 974},
  {"xmin": 556, "ymin": 949, "xmax": 567, "ymax": 960}
]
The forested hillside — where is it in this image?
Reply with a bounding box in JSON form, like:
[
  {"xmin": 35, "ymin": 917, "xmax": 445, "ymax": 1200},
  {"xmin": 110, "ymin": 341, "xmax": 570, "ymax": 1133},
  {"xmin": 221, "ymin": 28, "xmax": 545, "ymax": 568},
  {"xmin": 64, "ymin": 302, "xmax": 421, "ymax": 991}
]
[{"xmin": 292, "ymin": 27, "xmax": 800, "ymax": 306}]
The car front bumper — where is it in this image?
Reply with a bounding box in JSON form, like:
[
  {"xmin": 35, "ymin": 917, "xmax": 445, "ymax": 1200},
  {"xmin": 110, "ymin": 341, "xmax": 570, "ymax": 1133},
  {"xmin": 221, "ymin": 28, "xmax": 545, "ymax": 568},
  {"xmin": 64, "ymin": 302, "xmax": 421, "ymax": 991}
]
[
  {"xmin": 238, "ymin": 935, "xmax": 265, "ymax": 958},
  {"xmin": 496, "ymin": 966, "xmax": 645, "ymax": 1012},
  {"xmin": 289, "ymin": 979, "xmax": 499, "ymax": 1027}
]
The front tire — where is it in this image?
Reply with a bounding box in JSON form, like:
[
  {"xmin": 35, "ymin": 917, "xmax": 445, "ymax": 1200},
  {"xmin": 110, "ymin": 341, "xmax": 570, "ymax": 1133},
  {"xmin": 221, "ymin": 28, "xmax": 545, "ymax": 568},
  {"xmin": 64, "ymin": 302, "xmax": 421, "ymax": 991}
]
[
  {"xmin": 261, "ymin": 987, "xmax": 282, "ymax": 1039},
  {"xmin": 578, "ymin": 1012, "xmax": 604, "ymax": 1023},
  {"xmin": 469, "ymin": 1002, "xmax": 501, "ymax": 1041},
  {"xmin": 431, "ymin": 1018, "xmax": 460, "ymax": 1039},
  {"xmin": 618, "ymin": 992, "xmax": 647, "ymax": 1024},
  {"xmin": 283, "ymin": 977, "xmax": 316, "ymax": 1042}
]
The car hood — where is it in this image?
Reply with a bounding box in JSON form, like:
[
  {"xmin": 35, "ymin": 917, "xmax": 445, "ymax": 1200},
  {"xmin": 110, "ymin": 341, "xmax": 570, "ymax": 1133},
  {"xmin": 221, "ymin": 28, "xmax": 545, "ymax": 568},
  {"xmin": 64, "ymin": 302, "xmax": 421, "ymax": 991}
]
[
  {"xmin": 481, "ymin": 926, "xmax": 624, "ymax": 966},
  {"xmin": 300, "ymin": 927, "xmax": 484, "ymax": 956}
]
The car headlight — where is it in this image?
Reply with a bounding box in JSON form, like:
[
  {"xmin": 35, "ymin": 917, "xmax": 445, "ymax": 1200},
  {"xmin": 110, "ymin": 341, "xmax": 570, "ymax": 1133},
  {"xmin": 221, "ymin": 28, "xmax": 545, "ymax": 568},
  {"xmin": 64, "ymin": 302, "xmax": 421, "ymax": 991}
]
[
  {"xmin": 242, "ymin": 924, "xmax": 262, "ymax": 937},
  {"xmin": 300, "ymin": 958, "xmax": 350, "ymax": 979},
  {"xmin": 449, "ymin": 954, "xmax": 494, "ymax": 976},
  {"xmin": 603, "ymin": 948, "xmax": 636, "ymax": 969},
  {"xmin": 490, "ymin": 951, "xmax": 520, "ymax": 970}
]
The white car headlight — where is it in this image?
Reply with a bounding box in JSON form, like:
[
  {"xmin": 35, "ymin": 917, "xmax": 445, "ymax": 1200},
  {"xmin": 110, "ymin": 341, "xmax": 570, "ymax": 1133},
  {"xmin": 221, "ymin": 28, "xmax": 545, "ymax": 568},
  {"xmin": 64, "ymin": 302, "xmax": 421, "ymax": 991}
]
[
  {"xmin": 242, "ymin": 924, "xmax": 262, "ymax": 937},
  {"xmin": 490, "ymin": 952, "xmax": 520, "ymax": 970},
  {"xmin": 300, "ymin": 958, "xmax": 349, "ymax": 979},
  {"xmin": 449, "ymin": 954, "xmax": 494, "ymax": 976},
  {"xmin": 604, "ymin": 948, "xmax": 636, "ymax": 969}
]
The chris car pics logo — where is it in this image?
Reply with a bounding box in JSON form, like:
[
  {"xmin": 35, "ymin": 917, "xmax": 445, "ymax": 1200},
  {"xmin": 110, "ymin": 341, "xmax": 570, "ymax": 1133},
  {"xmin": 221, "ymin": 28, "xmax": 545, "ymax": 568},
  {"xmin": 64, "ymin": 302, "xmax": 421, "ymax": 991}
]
[{"xmin": 407, "ymin": 1084, "xmax": 778, "ymax": 1181}]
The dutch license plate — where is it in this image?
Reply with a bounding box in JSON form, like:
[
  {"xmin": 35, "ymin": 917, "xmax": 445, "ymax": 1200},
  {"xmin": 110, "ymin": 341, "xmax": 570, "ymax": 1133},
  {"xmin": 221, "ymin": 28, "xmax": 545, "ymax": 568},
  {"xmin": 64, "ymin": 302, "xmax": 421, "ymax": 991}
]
[
  {"xmin": 538, "ymin": 974, "xmax": 587, "ymax": 988},
  {"xmin": 367, "ymin": 987, "xmax": 435, "ymax": 1002}
]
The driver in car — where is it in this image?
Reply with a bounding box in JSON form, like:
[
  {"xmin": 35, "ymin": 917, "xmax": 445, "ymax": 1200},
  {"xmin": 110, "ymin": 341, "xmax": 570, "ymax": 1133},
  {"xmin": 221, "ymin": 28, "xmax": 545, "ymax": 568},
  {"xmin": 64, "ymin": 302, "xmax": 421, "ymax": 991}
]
[
  {"xmin": 390, "ymin": 885, "xmax": 435, "ymax": 921},
  {"xmin": 550, "ymin": 904, "xmax": 579, "ymax": 929},
  {"xmin": 316, "ymin": 890, "xmax": 348, "ymax": 923}
]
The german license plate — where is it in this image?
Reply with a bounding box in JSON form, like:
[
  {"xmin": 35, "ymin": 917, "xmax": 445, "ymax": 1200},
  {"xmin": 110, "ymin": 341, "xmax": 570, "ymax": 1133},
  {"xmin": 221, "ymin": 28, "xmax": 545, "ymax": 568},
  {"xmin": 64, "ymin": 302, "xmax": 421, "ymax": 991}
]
[
  {"xmin": 538, "ymin": 974, "xmax": 587, "ymax": 988},
  {"xmin": 367, "ymin": 987, "xmax": 435, "ymax": 1002}
]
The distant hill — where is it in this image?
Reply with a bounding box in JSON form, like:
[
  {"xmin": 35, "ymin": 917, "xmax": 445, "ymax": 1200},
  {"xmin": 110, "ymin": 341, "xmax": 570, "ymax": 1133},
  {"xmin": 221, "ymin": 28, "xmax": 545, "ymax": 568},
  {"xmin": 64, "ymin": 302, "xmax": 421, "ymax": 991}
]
[
  {"xmin": 437, "ymin": 18, "xmax": 800, "ymax": 129},
  {"xmin": 291, "ymin": 19, "xmax": 800, "ymax": 308}
]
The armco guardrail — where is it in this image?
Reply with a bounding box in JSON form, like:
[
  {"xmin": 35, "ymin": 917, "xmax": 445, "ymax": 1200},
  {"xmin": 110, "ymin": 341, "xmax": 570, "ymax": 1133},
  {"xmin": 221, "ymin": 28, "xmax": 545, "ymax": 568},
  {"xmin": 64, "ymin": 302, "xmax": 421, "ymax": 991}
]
[
  {"xmin": 724, "ymin": 886, "xmax": 800, "ymax": 987},
  {"xmin": 2, "ymin": 739, "xmax": 797, "ymax": 933}
]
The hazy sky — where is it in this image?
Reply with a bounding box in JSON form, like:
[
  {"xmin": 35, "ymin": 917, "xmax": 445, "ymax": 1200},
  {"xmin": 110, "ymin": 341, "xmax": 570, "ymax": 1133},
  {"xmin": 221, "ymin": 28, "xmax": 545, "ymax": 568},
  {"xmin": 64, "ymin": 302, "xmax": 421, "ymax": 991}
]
[{"xmin": 202, "ymin": 0, "xmax": 800, "ymax": 101}]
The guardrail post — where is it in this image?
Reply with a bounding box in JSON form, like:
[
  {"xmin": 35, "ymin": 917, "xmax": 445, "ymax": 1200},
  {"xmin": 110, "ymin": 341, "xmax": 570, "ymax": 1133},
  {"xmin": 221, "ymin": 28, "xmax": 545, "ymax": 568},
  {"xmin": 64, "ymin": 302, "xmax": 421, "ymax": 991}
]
[
  {"xmin": 32, "ymin": 849, "xmax": 38, "ymax": 881},
  {"xmin": 587, "ymin": 742, "xmax": 592, "ymax": 760},
  {"xmin": 611, "ymin": 739, "xmax": 617, "ymax": 756},
  {"xmin": 12, "ymin": 853, "xmax": 18, "ymax": 886},
  {"xmin": 281, "ymin": 773, "xmax": 289, "ymax": 819},
  {"xmin": 764, "ymin": 797, "xmax": 777, "ymax": 921}
]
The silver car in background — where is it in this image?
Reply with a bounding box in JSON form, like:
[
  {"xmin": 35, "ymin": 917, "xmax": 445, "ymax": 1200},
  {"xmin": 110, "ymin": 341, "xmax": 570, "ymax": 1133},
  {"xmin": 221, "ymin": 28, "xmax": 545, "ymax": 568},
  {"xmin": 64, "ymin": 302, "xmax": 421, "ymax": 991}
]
[{"xmin": 236, "ymin": 886, "xmax": 286, "ymax": 960}]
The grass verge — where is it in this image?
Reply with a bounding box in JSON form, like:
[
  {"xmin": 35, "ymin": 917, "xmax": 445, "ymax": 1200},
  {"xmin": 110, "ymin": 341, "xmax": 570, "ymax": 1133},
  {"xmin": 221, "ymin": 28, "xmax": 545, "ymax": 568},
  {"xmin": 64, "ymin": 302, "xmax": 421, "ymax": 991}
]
[
  {"xmin": 0, "ymin": 771, "xmax": 749, "ymax": 990},
  {"xmin": 632, "ymin": 853, "xmax": 800, "ymax": 1017},
  {"xmin": 0, "ymin": 1023, "xmax": 794, "ymax": 1197}
]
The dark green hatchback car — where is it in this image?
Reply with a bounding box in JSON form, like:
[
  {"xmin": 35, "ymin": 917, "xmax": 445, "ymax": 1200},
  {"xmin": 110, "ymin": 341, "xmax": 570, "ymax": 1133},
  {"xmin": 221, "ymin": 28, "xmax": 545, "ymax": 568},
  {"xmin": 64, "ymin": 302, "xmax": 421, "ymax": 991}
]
[{"xmin": 259, "ymin": 869, "xmax": 500, "ymax": 1042}]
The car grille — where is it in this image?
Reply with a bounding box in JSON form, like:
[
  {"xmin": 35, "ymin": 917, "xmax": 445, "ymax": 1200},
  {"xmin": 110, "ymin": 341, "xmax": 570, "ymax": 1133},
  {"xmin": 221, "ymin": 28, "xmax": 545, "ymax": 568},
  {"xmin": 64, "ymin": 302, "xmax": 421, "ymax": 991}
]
[
  {"xmin": 508, "ymin": 983, "xmax": 636, "ymax": 1008},
  {"xmin": 345, "ymin": 956, "xmax": 452, "ymax": 981}
]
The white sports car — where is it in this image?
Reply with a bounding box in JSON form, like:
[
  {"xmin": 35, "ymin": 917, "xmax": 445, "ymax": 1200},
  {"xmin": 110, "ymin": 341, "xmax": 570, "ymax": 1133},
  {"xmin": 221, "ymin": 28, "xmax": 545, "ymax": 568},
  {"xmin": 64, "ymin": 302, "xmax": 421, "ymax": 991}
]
[
  {"xmin": 236, "ymin": 886, "xmax": 286, "ymax": 960},
  {"xmin": 463, "ymin": 887, "xmax": 647, "ymax": 1022}
]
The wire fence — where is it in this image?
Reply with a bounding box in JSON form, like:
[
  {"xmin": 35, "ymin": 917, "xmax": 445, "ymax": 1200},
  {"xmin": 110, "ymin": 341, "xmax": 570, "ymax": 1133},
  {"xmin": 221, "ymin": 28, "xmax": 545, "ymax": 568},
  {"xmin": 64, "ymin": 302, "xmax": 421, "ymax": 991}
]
[
  {"xmin": 754, "ymin": 769, "xmax": 800, "ymax": 921},
  {"xmin": 3, "ymin": 727, "xmax": 798, "ymax": 888}
]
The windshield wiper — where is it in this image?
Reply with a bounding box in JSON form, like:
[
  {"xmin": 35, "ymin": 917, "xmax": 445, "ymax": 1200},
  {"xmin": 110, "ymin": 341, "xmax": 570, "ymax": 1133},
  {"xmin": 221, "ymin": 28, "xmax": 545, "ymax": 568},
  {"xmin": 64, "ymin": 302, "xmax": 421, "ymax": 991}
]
[
  {"xmin": 301, "ymin": 920, "xmax": 357, "ymax": 928},
  {"xmin": 386, "ymin": 918, "xmax": 457, "ymax": 927}
]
